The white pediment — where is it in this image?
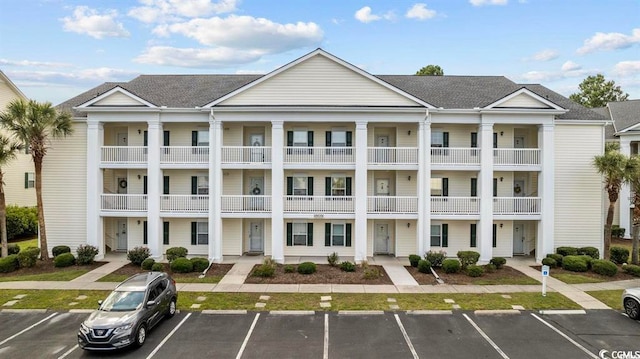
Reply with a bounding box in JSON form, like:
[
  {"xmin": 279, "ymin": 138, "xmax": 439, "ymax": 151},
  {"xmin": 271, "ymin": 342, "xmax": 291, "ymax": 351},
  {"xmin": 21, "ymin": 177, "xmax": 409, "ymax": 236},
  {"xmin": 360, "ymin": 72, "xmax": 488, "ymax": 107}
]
[
  {"xmin": 486, "ymin": 88, "xmax": 563, "ymax": 110},
  {"xmin": 78, "ymin": 87, "xmax": 155, "ymax": 108}
]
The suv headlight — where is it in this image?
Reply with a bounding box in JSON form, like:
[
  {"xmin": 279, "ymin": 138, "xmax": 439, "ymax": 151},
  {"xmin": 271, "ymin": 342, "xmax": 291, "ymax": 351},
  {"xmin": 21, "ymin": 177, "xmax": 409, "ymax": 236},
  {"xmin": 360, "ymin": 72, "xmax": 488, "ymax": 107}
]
[
  {"xmin": 113, "ymin": 323, "xmax": 133, "ymax": 334},
  {"xmin": 80, "ymin": 323, "xmax": 90, "ymax": 334}
]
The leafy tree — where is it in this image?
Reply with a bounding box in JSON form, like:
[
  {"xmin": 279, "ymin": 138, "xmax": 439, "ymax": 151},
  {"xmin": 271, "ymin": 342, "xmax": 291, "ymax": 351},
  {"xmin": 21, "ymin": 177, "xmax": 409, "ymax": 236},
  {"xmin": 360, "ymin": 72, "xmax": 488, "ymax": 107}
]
[
  {"xmin": 416, "ymin": 65, "xmax": 444, "ymax": 76},
  {"xmin": 569, "ymin": 74, "xmax": 629, "ymax": 108},
  {"xmin": 593, "ymin": 142, "xmax": 632, "ymax": 259},
  {"xmin": 0, "ymin": 135, "xmax": 22, "ymax": 257},
  {"xmin": 0, "ymin": 99, "xmax": 73, "ymax": 260}
]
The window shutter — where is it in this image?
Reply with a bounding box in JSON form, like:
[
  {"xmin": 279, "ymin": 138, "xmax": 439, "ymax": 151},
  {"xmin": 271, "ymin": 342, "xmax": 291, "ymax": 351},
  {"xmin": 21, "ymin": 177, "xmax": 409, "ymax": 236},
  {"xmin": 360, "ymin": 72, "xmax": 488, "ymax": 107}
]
[
  {"xmin": 325, "ymin": 177, "xmax": 331, "ymax": 196},
  {"xmin": 307, "ymin": 177, "xmax": 313, "ymax": 196},
  {"xmin": 345, "ymin": 223, "xmax": 352, "ymax": 247},
  {"xmin": 143, "ymin": 176, "xmax": 148, "ymax": 195},
  {"xmin": 287, "ymin": 131, "xmax": 293, "ymax": 147},
  {"xmin": 163, "ymin": 176, "xmax": 170, "ymax": 195},
  {"xmin": 493, "ymin": 224, "xmax": 497, "ymax": 248},
  {"xmin": 471, "ymin": 132, "xmax": 477, "ymax": 148},
  {"xmin": 143, "ymin": 221, "xmax": 148, "ymax": 244},
  {"xmin": 325, "ymin": 131, "xmax": 331, "ymax": 146},
  {"xmin": 493, "ymin": 178, "xmax": 498, "ymax": 197},
  {"xmin": 24, "ymin": 173, "xmax": 28, "ymax": 188},
  {"xmin": 143, "ymin": 131, "xmax": 148, "ymax": 147},
  {"xmin": 346, "ymin": 177, "xmax": 352, "ymax": 196},
  {"xmin": 443, "ymin": 132, "xmax": 449, "ymax": 148},
  {"xmin": 307, "ymin": 223, "xmax": 313, "ymax": 246},
  {"xmin": 325, "ymin": 223, "xmax": 331, "ymax": 246},
  {"xmin": 471, "ymin": 178, "xmax": 477, "ymax": 197},
  {"xmin": 192, "ymin": 176, "xmax": 198, "ymax": 195},
  {"xmin": 286, "ymin": 223, "xmax": 293, "ymax": 246},
  {"xmin": 192, "ymin": 131, "xmax": 198, "ymax": 146},
  {"xmin": 163, "ymin": 222, "xmax": 170, "ymax": 245},
  {"xmin": 163, "ymin": 131, "xmax": 170, "ymax": 146},
  {"xmin": 286, "ymin": 177, "xmax": 293, "ymax": 196},
  {"xmin": 493, "ymin": 133, "xmax": 498, "ymax": 148},
  {"xmin": 442, "ymin": 224, "xmax": 448, "ymax": 247},
  {"xmin": 470, "ymin": 224, "xmax": 477, "ymax": 247},
  {"xmin": 307, "ymin": 131, "xmax": 314, "ymax": 147},
  {"xmin": 442, "ymin": 178, "xmax": 449, "ymax": 197},
  {"xmin": 346, "ymin": 131, "xmax": 352, "ymax": 147},
  {"xmin": 191, "ymin": 222, "xmax": 197, "ymax": 245}
]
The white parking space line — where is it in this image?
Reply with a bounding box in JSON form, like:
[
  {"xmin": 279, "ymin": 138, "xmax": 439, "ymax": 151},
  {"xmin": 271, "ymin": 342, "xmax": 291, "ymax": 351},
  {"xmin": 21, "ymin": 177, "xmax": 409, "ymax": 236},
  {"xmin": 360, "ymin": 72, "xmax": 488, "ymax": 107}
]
[
  {"xmin": 146, "ymin": 313, "xmax": 192, "ymax": 359},
  {"xmin": 235, "ymin": 313, "xmax": 260, "ymax": 359},
  {"xmin": 462, "ymin": 313, "xmax": 510, "ymax": 359},
  {"xmin": 0, "ymin": 312, "xmax": 58, "ymax": 346},
  {"xmin": 323, "ymin": 313, "xmax": 329, "ymax": 359},
  {"xmin": 530, "ymin": 313, "xmax": 598, "ymax": 359},
  {"xmin": 57, "ymin": 344, "xmax": 78, "ymax": 359},
  {"xmin": 394, "ymin": 314, "xmax": 419, "ymax": 359}
]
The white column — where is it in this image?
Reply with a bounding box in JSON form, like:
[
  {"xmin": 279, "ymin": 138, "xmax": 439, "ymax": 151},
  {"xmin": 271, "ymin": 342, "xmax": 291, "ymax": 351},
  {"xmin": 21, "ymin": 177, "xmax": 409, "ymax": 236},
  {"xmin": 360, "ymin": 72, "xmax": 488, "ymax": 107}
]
[
  {"xmin": 478, "ymin": 122, "xmax": 494, "ymax": 263},
  {"xmin": 86, "ymin": 121, "xmax": 104, "ymax": 259},
  {"xmin": 354, "ymin": 121, "xmax": 368, "ymax": 262},
  {"xmin": 271, "ymin": 121, "xmax": 285, "ymax": 263},
  {"xmin": 209, "ymin": 116, "xmax": 223, "ymax": 262},
  {"xmin": 418, "ymin": 118, "xmax": 431, "ymax": 256},
  {"xmin": 537, "ymin": 123, "xmax": 555, "ymax": 261},
  {"xmin": 146, "ymin": 118, "xmax": 162, "ymax": 259},
  {"xmin": 619, "ymin": 138, "xmax": 632, "ymax": 238}
]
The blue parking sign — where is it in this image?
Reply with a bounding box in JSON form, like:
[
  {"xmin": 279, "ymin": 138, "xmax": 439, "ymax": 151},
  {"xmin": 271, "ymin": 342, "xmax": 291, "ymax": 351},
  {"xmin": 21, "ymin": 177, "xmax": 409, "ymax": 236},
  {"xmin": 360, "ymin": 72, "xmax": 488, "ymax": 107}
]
[{"xmin": 541, "ymin": 265, "xmax": 550, "ymax": 277}]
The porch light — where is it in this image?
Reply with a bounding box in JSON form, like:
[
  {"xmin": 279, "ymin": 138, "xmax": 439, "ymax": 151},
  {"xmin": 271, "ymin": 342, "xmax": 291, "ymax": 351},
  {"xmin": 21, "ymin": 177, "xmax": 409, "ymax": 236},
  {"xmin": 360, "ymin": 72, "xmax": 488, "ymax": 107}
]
[
  {"xmin": 138, "ymin": 129, "xmax": 141, "ymax": 134},
  {"xmin": 137, "ymin": 220, "xmax": 141, "ymax": 225},
  {"xmin": 407, "ymin": 130, "xmax": 411, "ymax": 136},
  {"xmin": 499, "ymin": 223, "xmax": 503, "ymax": 228},
  {"xmin": 500, "ymin": 177, "xmax": 503, "ymax": 182},
  {"xmin": 408, "ymin": 175, "xmax": 411, "ymax": 181},
  {"xmin": 500, "ymin": 131, "xmax": 504, "ymax": 136},
  {"xmin": 407, "ymin": 223, "xmax": 411, "ymax": 228}
]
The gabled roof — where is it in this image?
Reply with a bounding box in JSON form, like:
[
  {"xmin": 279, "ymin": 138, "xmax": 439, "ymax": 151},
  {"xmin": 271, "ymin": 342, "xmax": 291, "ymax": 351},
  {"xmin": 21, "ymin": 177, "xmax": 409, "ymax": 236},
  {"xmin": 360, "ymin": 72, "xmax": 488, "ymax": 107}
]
[
  {"xmin": 78, "ymin": 86, "xmax": 157, "ymax": 108},
  {"xmin": 519, "ymin": 84, "xmax": 607, "ymax": 121},
  {"xmin": 0, "ymin": 70, "xmax": 27, "ymax": 100},
  {"xmin": 607, "ymin": 100, "xmax": 640, "ymax": 133},
  {"xmin": 484, "ymin": 87, "xmax": 565, "ymax": 110}
]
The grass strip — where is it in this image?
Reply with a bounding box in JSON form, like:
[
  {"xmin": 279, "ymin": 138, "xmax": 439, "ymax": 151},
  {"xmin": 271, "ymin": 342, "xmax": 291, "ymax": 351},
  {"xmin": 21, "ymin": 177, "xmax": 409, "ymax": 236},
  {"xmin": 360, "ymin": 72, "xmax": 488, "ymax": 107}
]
[{"xmin": 586, "ymin": 290, "xmax": 623, "ymax": 310}]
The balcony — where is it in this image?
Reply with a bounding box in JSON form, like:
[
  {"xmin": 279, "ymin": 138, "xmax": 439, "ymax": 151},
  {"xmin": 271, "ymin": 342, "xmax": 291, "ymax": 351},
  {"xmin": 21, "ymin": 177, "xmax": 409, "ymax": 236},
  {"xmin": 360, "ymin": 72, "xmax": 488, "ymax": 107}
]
[
  {"xmin": 161, "ymin": 147, "xmax": 209, "ymax": 165},
  {"xmin": 431, "ymin": 197, "xmax": 480, "ymax": 215},
  {"xmin": 221, "ymin": 146, "xmax": 271, "ymax": 165},
  {"xmin": 284, "ymin": 147, "xmax": 354, "ymax": 165},
  {"xmin": 367, "ymin": 196, "xmax": 418, "ymax": 214},
  {"xmin": 221, "ymin": 195, "xmax": 272, "ymax": 213},
  {"xmin": 101, "ymin": 194, "xmax": 147, "ymax": 211},
  {"xmin": 101, "ymin": 146, "xmax": 147, "ymax": 165},
  {"xmin": 431, "ymin": 148, "xmax": 480, "ymax": 166},
  {"xmin": 494, "ymin": 149, "xmax": 540, "ymax": 166},
  {"xmin": 494, "ymin": 197, "xmax": 540, "ymax": 215},
  {"xmin": 160, "ymin": 195, "xmax": 209, "ymax": 213},
  {"xmin": 368, "ymin": 148, "xmax": 418, "ymax": 166},
  {"xmin": 284, "ymin": 196, "xmax": 354, "ymax": 213}
]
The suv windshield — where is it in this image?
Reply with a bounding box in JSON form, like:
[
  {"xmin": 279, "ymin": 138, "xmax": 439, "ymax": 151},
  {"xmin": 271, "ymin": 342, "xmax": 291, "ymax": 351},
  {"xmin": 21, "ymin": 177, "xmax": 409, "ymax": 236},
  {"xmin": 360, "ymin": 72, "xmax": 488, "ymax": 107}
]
[{"xmin": 100, "ymin": 290, "xmax": 145, "ymax": 312}]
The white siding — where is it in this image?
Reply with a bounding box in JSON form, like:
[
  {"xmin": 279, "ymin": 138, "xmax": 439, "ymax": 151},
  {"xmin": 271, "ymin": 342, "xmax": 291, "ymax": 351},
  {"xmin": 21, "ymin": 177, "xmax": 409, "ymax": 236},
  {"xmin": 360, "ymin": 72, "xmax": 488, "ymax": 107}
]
[
  {"xmin": 223, "ymin": 218, "xmax": 243, "ymax": 255},
  {"xmin": 221, "ymin": 55, "xmax": 418, "ymax": 107},
  {"xmin": 499, "ymin": 94, "xmax": 549, "ymax": 108},
  {"xmin": 223, "ymin": 170, "xmax": 243, "ymax": 195},
  {"xmin": 395, "ymin": 219, "xmax": 417, "ymax": 256},
  {"xmin": 93, "ymin": 92, "xmax": 145, "ymax": 106}
]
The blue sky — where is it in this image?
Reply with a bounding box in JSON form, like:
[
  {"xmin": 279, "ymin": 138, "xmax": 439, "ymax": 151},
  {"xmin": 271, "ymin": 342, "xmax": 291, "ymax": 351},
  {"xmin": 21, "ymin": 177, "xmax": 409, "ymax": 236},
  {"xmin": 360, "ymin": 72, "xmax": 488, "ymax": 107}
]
[{"xmin": 1, "ymin": 0, "xmax": 639, "ymax": 105}]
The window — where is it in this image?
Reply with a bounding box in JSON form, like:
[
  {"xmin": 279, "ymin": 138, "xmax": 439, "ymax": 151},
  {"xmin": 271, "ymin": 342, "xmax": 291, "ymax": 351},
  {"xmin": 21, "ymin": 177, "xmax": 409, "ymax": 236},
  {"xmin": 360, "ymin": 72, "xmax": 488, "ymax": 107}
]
[
  {"xmin": 470, "ymin": 223, "xmax": 477, "ymax": 248},
  {"xmin": 293, "ymin": 223, "xmax": 308, "ymax": 246},
  {"xmin": 432, "ymin": 131, "xmax": 444, "ymax": 147},
  {"xmin": 324, "ymin": 223, "xmax": 351, "ymax": 247},
  {"xmin": 431, "ymin": 178, "xmax": 448, "ymax": 196},
  {"xmin": 197, "ymin": 176, "xmax": 208, "ymax": 195},
  {"xmin": 332, "ymin": 176, "xmax": 346, "ymax": 196},
  {"xmin": 163, "ymin": 222, "xmax": 170, "ymax": 245},
  {"xmin": 332, "ymin": 224, "xmax": 345, "ymax": 246},
  {"xmin": 293, "ymin": 131, "xmax": 308, "ymax": 147},
  {"xmin": 197, "ymin": 131, "xmax": 209, "ymax": 146},
  {"xmin": 470, "ymin": 178, "xmax": 477, "ymax": 197},
  {"xmin": 325, "ymin": 130, "xmax": 352, "ymax": 154},
  {"xmin": 431, "ymin": 131, "xmax": 449, "ymax": 155},
  {"xmin": 430, "ymin": 224, "xmax": 448, "ymax": 247},
  {"xmin": 294, "ymin": 176, "xmax": 307, "ymax": 195},
  {"xmin": 191, "ymin": 222, "xmax": 208, "ymax": 245},
  {"xmin": 24, "ymin": 172, "xmax": 35, "ymax": 188},
  {"xmin": 331, "ymin": 131, "xmax": 346, "ymax": 147}
]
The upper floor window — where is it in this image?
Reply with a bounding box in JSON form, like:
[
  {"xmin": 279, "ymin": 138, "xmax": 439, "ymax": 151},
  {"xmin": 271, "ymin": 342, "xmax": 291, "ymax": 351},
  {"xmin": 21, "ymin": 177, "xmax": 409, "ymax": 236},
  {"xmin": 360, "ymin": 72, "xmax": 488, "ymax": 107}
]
[
  {"xmin": 431, "ymin": 178, "xmax": 448, "ymax": 196},
  {"xmin": 24, "ymin": 172, "xmax": 35, "ymax": 188},
  {"xmin": 294, "ymin": 176, "xmax": 307, "ymax": 195},
  {"xmin": 331, "ymin": 176, "xmax": 346, "ymax": 196},
  {"xmin": 192, "ymin": 130, "xmax": 209, "ymax": 146},
  {"xmin": 293, "ymin": 131, "xmax": 308, "ymax": 147},
  {"xmin": 432, "ymin": 131, "xmax": 449, "ymax": 148},
  {"xmin": 332, "ymin": 131, "xmax": 346, "ymax": 147},
  {"xmin": 191, "ymin": 175, "xmax": 208, "ymax": 195}
]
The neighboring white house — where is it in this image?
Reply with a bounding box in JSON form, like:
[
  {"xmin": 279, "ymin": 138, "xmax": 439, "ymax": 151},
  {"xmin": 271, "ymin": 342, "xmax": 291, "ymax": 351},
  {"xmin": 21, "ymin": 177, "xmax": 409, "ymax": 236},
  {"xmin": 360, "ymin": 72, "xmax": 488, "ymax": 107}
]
[
  {"xmin": 0, "ymin": 70, "xmax": 35, "ymax": 207},
  {"xmin": 49, "ymin": 49, "xmax": 607, "ymax": 262}
]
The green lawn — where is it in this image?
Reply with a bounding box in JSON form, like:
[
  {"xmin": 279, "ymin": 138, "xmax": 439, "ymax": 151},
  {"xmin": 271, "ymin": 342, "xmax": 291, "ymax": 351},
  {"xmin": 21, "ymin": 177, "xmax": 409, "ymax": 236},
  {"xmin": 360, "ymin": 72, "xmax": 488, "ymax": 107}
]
[
  {"xmin": 586, "ymin": 290, "xmax": 623, "ymax": 310},
  {"xmin": 0, "ymin": 269, "xmax": 92, "ymax": 282},
  {"xmin": 13, "ymin": 238, "xmax": 38, "ymax": 251},
  {"xmin": 551, "ymin": 273, "xmax": 606, "ymax": 284},
  {"xmin": 98, "ymin": 273, "xmax": 225, "ymax": 284}
]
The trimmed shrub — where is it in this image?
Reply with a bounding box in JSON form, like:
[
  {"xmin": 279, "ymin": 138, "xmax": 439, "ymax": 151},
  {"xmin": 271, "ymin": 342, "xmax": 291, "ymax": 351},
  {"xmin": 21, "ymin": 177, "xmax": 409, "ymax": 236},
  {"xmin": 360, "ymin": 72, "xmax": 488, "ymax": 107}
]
[
  {"xmin": 562, "ymin": 255, "xmax": 588, "ymax": 272},
  {"xmin": 8, "ymin": 244, "xmax": 20, "ymax": 256},
  {"xmin": 76, "ymin": 244, "xmax": 99, "ymax": 265},
  {"xmin": 17, "ymin": 247, "xmax": 39, "ymax": 268},
  {"xmin": 425, "ymin": 250, "xmax": 446, "ymax": 268},
  {"xmin": 490, "ymin": 257, "xmax": 506, "ymax": 269},
  {"xmin": 151, "ymin": 263, "xmax": 164, "ymax": 272},
  {"xmin": 611, "ymin": 225, "xmax": 626, "ymax": 238},
  {"xmin": 610, "ymin": 246, "xmax": 630, "ymax": 265},
  {"xmin": 166, "ymin": 247, "xmax": 188, "ymax": 262},
  {"xmin": 54, "ymin": 252, "xmax": 76, "ymax": 268},
  {"xmin": 0, "ymin": 254, "xmax": 19, "ymax": 273},
  {"xmin": 457, "ymin": 251, "xmax": 480, "ymax": 269},
  {"xmin": 466, "ymin": 264, "xmax": 484, "ymax": 277},
  {"xmin": 340, "ymin": 261, "xmax": 356, "ymax": 272},
  {"xmin": 127, "ymin": 246, "xmax": 150, "ymax": 266},
  {"xmin": 52, "ymin": 245, "xmax": 71, "ymax": 257},
  {"xmin": 170, "ymin": 257, "xmax": 193, "ymax": 273},
  {"xmin": 190, "ymin": 257, "xmax": 210, "ymax": 272},
  {"xmin": 284, "ymin": 264, "xmax": 296, "ymax": 273},
  {"xmin": 591, "ymin": 259, "xmax": 618, "ymax": 277},
  {"xmin": 442, "ymin": 259, "xmax": 461, "ymax": 274},
  {"xmin": 622, "ymin": 264, "xmax": 640, "ymax": 277},
  {"xmin": 327, "ymin": 252, "xmax": 339, "ymax": 266},
  {"xmin": 141, "ymin": 258, "xmax": 156, "ymax": 270},
  {"xmin": 578, "ymin": 247, "xmax": 599, "ymax": 259},
  {"xmin": 408, "ymin": 254, "xmax": 421, "ymax": 268},
  {"xmin": 484, "ymin": 263, "xmax": 497, "ymax": 273},
  {"xmin": 556, "ymin": 247, "xmax": 578, "ymax": 256},
  {"xmin": 6, "ymin": 205, "xmax": 38, "ymax": 240},
  {"xmin": 363, "ymin": 267, "xmax": 381, "ymax": 280},
  {"xmin": 578, "ymin": 255, "xmax": 593, "ymax": 269},
  {"xmin": 546, "ymin": 253, "xmax": 563, "ymax": 266},
  {"xmin": 297, "ymin": 262, "xmax": 317, "ymax": 274},
  {"xmin": 417, "ymin": 259, "xmax": 432, "ymax": 274},
  {"xmin": 541, "ymin": 257, "xmax": 557, "ymax": 268},
  {"xmin": 253, "ymin": 263, "xmax": 275, "ymax": 277}
]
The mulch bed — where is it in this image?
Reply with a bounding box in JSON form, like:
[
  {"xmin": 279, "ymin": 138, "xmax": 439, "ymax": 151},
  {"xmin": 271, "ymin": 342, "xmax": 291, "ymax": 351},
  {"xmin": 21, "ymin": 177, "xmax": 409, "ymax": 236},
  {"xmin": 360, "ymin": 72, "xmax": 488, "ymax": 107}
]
[
  {"xmin": 531, "ymin": 265, "xmax": 637, "ymax": 282},
  {"xmin": 244, "ymin": 264, "xmax": 393, "ymax": 285},
  {"xmin": 108, "ymin": 263, "xmax": 233, "ymax": 281},
  {"xmin": 0, "ymin": 259, "xmax": 106, "ymax": 278},
  {"xmin": 406, "ymin": 265, "xmax": 535, "ymax": 285}
]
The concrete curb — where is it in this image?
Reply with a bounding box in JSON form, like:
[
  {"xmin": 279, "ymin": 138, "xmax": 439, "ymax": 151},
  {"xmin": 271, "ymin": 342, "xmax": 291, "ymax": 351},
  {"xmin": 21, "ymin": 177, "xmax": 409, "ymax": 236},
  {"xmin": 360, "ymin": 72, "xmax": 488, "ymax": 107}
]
[
  {"xmin": 269, "ymin": 310, "xmax": 315, "ymax": 315},
  {"xmin": 338, "ymin": 310, "xmax": 385, "ymax": 315},
  {"xmin": 538, "ymin": 310, "xmax": 586, "ymax": 315},
  {"xmin": 406, "ymin": 310, "xmax": 453, "ymax": 315},
  {"xmin": 202, "ymin": 310, "xmax": 247, "ymax": 315},
  {"xmin": 474, "ymin": 309, "xmax": 521, "ymax": 315}
]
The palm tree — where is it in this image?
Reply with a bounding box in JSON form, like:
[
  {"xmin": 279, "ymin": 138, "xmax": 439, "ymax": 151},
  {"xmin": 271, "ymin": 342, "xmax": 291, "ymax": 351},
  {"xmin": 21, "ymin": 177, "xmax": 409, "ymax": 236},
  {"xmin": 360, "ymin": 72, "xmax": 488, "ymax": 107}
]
[
  {"xmin": 593, "ymin": 142, "xmax": 630, "ymax": 259},
  {"xmin": 0, "ymin": 135, "xmax": 23, "ymax": 257},
  {"xmin": 626, "ymin": 155, "xmax": 640, "ymax": 264},
  {"xmin": 0, "ymin": 99, "xmax": 72, "ymax": 260}
]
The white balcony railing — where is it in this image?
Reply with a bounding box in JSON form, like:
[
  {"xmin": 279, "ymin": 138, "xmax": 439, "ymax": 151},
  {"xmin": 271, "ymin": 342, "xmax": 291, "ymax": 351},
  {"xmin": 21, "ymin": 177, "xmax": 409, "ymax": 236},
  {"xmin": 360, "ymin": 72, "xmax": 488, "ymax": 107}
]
[
  {"xmin": 101, "ymin": 194, "xmax": 147, "ymax": 211},
  {"xmin": 431, "ymin": 148, "xmax": 480, "ymax": 165},
  {"xmin": 160, "ymin": 195, "xmax": 209, "ymax": 213},
  {"xmin": 284, "ymin": 147, "xmax": 354, "ymax": 164},
  {"xmin": 431, "ymin": 197, "xmax": 480, "ymax": 215},
  {"xmin": 494, "ymin": 197, "xmax": 540, "ymax": 215},
  {"xmin": 161, "ymin": 146, "xmax": 209, "ymax": 164},
  {"xmin": 367, "ymin": 196, "xmax": 418, "ymax": 213},
  {"xmin": 494, "ymin": 149, "xmax": 540, "ymax": 166},
  {"xmin": 221, "ymin": 146, "xmax": 271, "ymax": 164},
  {"xmin": 284, "ymin": 196, "xmax": 354, "ymax": 213},
  {"xmin": 101, "ymin": 146, "xmax": 147, "ymax": 164},
  {"xmin": 221, "ymin": 195, "xmax": 272, "ymax": 213},
  {"xmin": 368, "ymin": 148, "xmax": 418, "ymax": 165}
]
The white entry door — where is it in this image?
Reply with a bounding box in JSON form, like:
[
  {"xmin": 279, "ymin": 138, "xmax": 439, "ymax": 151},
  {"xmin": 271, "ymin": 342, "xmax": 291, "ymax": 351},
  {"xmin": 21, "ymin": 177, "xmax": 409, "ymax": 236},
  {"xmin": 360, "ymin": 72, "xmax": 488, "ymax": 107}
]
[
  {"xmin": 513, "ymin": 223, "xmax": 525, "ymax": 255},
  {"xmin": 375, "ymin": 223, "xmax": 389, "ymax": 254},
  {"xmin": 375, "ymin": 179, "xmax": 390, "ymax": 211},
  {"xmin": 117, "ymin": 177, "xmax": 128, "ymax": 194},
  {"xmin": 249, "ymin": 177, "xmax": 264, "ymax": 210},
  {"xmin": 117, "ymin": 132, "xmax": 127, "ymax": 162},
  {"xmin": 116, "ymin": 219, "xmax": 128, "ymax": 251},
  {"xmin": 249, "ymin": 221, "xmax": 263, "ymax": 252},
  {"xmin": 250, "ymin": 134, "xmax": 264, "ymax": 162},
  {"xmin": 376, "ymin": 135, "xmax": 390, "ymax": 162}
]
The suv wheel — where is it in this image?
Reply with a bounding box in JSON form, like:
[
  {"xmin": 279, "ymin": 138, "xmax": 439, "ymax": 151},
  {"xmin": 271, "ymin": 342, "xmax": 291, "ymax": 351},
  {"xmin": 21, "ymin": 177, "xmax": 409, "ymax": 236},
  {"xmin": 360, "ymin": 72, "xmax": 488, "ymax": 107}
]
[
  {"xmin": 625, "ymin": 298, "xmax": 640, "ymax": 320},
  {"xmin": 135, "ymin": 325, "xmax": 147, "ymax": 347},
  {"xmin": 167, "ymin": 298, "xmax": 176, "ymax": 318}
]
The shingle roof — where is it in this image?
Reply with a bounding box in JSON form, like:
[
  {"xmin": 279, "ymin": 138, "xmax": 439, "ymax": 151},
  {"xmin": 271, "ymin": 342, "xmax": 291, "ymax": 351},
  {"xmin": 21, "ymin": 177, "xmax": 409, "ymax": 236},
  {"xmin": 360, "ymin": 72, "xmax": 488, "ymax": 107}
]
[
  {"xmin": 607, "ymin": 99, "xmax": 640, "ymax": 132},
  {"xmin": 520, "ymin": 84, "xmax": 607, "ymax": 121},
  {"xmin": 591, "ymin": 107, "xmax": 616, "ymax": 139}
]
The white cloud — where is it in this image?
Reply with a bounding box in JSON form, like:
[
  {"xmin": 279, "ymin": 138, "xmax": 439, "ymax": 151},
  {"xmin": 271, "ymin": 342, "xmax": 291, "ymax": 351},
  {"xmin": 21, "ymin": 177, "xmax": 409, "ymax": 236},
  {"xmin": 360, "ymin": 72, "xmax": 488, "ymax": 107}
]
[
  {"xmin": 61, "ymin": 6, "xmax": 130, "ymax": 39},
  {"xmin": 235, "ymin": 69, "xmax": 266, "ymax": 75},
  {"xmin": 577, "ymin": 28, "xmax": 640, "ymax": 54},
  {"xmin": 7, "ymin": 67, "xmax": 138, "ymax": 85},
  {"xmin": 519, "ymin": 62, "xmax": 593, "ymax": 83},
  {"xmin": 529, "ymin": 49, "xmax": 559, "ymax": 62},
  {"xmin": 561, "ymin": 61, "xmax": 581, "ymax": 72},
  {"xmin": 355, "ymin": 6, "xmax": 381, "ymax": 23},
  {"xmin": 469, "ymin": 0, "xmax": 508, "ymax": 6},
  {"xmin": 406, "ymin": 3, "xmax": 437, "ymax": 20},
  {"xmin": 134, "ymin": 46, "xmax": 265, "ymax": 67},
  {"xmin": 613, "ymin": 61, "xmax": 640, "ymax": 77},
  {"xmin": 128, "ymin": 0, "xmax": 239, "ymax": 23},
  {"xmin": 0, "ymin": 59, "xmax": 71, "ymax": 68}
]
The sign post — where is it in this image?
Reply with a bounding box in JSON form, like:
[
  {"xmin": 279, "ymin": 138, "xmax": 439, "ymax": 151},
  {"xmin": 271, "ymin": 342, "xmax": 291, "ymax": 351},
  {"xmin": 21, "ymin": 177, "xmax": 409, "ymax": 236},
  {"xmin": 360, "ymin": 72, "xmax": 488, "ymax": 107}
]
[{"xmin": 541, "ymin": 265, "xmax": 550, "ymax": 297}]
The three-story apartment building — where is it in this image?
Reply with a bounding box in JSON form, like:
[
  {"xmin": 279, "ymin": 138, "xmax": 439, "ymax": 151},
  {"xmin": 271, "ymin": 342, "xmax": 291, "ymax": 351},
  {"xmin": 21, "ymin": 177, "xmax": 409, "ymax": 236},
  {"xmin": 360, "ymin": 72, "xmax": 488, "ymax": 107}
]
[{"xmin": 50, "ymin": 49, "xmax": 606, "ymax": 263}]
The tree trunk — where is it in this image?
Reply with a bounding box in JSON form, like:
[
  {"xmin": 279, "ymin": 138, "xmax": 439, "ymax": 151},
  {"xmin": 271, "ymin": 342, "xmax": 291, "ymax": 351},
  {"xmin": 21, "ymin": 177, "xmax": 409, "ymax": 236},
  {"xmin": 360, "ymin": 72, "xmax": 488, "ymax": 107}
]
[
  {"xmin": 604, "ymin": 201, "xmax": 616, "ymax": 260},
  {"xmin": 0, "ymin": 170, "xmax": 7, "ymax": 258},
  {"xmin": 633, "ymin": 224, "xmax": 639, "ymax": 265},
  {"xmin": 34, "ymin": 157, "xmax": 49, "ymax": 260}
]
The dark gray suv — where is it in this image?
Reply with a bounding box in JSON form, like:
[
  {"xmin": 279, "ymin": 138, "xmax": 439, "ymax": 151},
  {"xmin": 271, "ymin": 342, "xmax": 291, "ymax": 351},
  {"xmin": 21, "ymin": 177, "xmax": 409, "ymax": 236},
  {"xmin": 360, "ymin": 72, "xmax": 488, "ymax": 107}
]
[{"xmin": 78, "ymin": 272, "xmax": 177, "ymax": 350}]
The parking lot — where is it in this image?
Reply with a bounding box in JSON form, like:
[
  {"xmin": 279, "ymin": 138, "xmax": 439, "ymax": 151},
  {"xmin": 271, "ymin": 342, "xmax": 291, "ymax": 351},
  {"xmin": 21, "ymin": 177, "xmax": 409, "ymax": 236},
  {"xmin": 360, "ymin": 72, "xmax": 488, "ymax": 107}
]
[{"xmin": 0, "ymin": 309, "xmax": 638, "ymax": 359}]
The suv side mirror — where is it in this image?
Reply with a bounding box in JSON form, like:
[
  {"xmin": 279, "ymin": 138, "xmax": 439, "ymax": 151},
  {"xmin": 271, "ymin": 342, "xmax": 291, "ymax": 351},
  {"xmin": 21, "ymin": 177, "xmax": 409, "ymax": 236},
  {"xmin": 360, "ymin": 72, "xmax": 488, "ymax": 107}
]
[
  {"xmin": 97, "ymin": 299, "xmax": 103, "ymax": 308},
  {"xmin": 146, "ymin": 300, "xmax": 156, "ymax": 307}
]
